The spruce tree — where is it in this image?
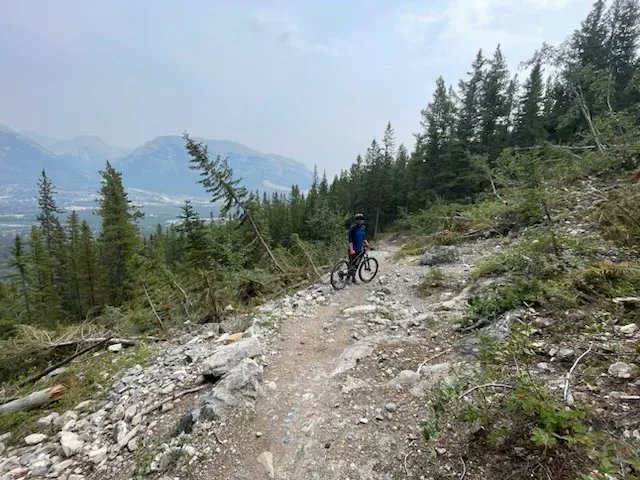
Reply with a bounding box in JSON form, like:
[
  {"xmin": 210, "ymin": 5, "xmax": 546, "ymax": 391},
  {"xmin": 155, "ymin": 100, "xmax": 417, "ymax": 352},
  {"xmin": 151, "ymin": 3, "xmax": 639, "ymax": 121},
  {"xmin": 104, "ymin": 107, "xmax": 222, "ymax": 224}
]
[
  {"xmin": 514, "ymin": 61, "xmax": 546, "ymax": 146},
  {"xmin": 184, "ymin": 134, "xmax": 285, "ymax": 273},
  {"xmin": 28, "ymin": 226, "xmax": 62, "ymax": 326},
  {"xmin": 572, "ymin": 0, "xmax": 609, "ymax": 71},
  {"xmin": 177, "ymin": 200, "xmax": 209, "ymax": 267},
  {"xmin": 65, "ymin": 211, "xmax": 82, "ymax": 316},
  {"xmin": 479, "ymin": 45, "xmax": 511, "ymax": 160},
  {"xmin": 36, "ymin": 170, "xmax": 62, "ymax": 249},
  {"xmin": 457, "ymin": 49, "xmax": 485, "ymax": 149},
  {"xmin": 10, "ymin": 235, "xmax": 31, "ymax": 317},
  {"xmin": 607, "ymin": 0, "xmax": 640, "ymax": 106},
  {"xmin": 78, "ymin": 220, "xmax": 98, "ymax": 312},
  {"xmin": 97, "ymin": 162, "xmax": 139, "ymax": 305}
]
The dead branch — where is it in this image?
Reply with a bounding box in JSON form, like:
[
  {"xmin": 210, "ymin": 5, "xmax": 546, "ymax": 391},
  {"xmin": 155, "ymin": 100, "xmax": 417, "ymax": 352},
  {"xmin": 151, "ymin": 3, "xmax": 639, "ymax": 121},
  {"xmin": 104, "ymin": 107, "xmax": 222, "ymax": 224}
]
[
  {"xmin": 18, "ymin": 337, "xmax": 113, "ymax": 388},
  {"xmin": 142, "ymin": 385, "xmax": 207, "ymax": 416},
  {"xmin": 404, "ymin": 446, "xmax": 414, "ymax": 476},
  {"xmin": 458, "ymin": 383, "xmax": 515, "ymax": 400},
  {"xmin": 212, "ymin": 430, "xmax": 225, "ymax": 444},
  {"xmin": 617, "ymin": 205, "xmax": 640, "ymax": 229},
  {"xmin": 459, "ymin": 456, "xmax": 467, "ymax": 480},
  {"xmin": 0, "ymin": 385, "xmax": 65, "ymax": 414},
  {"xmin": 563, "ymin": 342, "xmax": 594, "ymax": 405},
  {"xmin": 416, "ymin": 348, "xmax": 452, "ymax": 374}
]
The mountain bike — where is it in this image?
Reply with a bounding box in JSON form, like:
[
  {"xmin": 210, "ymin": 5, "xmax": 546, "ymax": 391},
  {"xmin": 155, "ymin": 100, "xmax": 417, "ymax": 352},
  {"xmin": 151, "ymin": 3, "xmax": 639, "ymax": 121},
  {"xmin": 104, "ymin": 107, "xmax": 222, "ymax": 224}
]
[{"xmin": 330, "ymin": 246, "xmax": 379, "ymax": 290}]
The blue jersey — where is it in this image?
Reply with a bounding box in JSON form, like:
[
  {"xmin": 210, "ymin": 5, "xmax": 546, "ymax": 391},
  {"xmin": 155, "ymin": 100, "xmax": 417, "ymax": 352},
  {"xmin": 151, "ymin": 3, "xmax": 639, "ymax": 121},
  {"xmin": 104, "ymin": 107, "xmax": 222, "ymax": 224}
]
[{"xmin": 348, "ymin": 224, "xmax": 366, "ymax": 252}]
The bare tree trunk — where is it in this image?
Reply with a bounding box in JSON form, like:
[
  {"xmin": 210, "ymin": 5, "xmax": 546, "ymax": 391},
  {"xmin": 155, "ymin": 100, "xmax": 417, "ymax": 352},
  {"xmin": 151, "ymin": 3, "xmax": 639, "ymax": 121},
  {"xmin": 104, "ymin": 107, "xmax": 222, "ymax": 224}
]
[
  {"xmin": 243, "ymin": 208, "xmax": 285, "ymax": 273},
  {"xmin": 1, "ymin": 385, "xmax": 65, "ymax": 414},
  {"xmin": 200, "ymin": 269, "xmax": 222, "ymax": 320},
  {"xmin": 142, "ymin": 282, "xmax": 164, "ymax": 329},
  {"xmin": 293, "ymin": 234, "xmax": 324, "ymax": 281},
  {"xmin": 573, "ymin": 85, "xmax": 606, "ymax": 155},
  {"xmin": 171, "ymin": 279, "xmax": 192, "ymax": 318}
]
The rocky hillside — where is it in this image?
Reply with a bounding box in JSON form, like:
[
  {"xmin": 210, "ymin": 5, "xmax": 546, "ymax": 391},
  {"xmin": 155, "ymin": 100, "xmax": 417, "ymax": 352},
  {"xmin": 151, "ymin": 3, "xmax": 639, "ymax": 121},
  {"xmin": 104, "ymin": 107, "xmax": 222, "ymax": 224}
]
[{"xmin": 0, "ymin": 175, "xmax": 639, "ymax": 480}]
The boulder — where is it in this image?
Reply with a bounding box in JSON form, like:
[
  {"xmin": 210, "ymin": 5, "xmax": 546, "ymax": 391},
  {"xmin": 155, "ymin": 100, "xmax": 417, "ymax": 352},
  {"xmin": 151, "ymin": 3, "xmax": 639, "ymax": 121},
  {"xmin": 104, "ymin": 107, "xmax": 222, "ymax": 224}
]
[
  {"xmin": 107, "ymin": 343, "xmax": 123, "ymax": 352},
  {"xmin": 619, "ymin": 323, "xmax": 638, "ymax": 336},
  {"xmin": 24, "ymin": 433, "xmax": 48, "ymax": 445},
  {"xmin": 37, "ymin": 412, "xmax": 61, "ymax": 428},
  {"xmin": 609, "ymin": 362, "xmax": 636, "ymax": 379},
  {"xmin": 113, "ymin": 421, "xmax": 128, "ymax": 445},
  {"xmin": 331, "ymin": 335, "xmax": 389, "ymax": 376},
  {"xmin": 180, "ymin": 358, "xmax": 262, "ymax": 432},
  {"xmin": 419, "ymin": 246, "xmax": 458, "ymax": 266},
  {"xmin": 201, "ymin": 338, "xmax": 262, "ymax": 379},
  {"xmin": 60, "ymin": 431, "xmax": 84, "ymax": 457},
  {"xmin": 54, "ymin": 410, "xmax": 78, "ymax": 428},
  {"xmin": 88, "ymin": 447, "xmax": 107, "ymax": 464}
]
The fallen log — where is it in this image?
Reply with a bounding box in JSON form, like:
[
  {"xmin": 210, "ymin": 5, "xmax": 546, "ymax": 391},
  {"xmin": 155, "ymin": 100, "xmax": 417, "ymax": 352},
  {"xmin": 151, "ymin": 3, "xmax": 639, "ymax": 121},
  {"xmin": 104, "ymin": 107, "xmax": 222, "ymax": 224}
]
[
  {"xmin": 47, "ymin": 336, "xmax": 159, "ymax": 350},
  {"xmin": 0, "ymin": 385, "xmax": 65, "ymax": 414},
  {"xmin": 18, "ymin": 337, "xmax": 113, "ymax": 388}
]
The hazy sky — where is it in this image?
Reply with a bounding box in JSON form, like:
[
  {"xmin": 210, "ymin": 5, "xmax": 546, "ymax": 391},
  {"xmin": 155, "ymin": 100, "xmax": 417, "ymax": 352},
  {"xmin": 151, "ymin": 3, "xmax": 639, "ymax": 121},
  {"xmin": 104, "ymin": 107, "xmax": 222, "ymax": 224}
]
[{"xmin": 1, "ymin": 0, "xmax": 592, "ymax": 175}]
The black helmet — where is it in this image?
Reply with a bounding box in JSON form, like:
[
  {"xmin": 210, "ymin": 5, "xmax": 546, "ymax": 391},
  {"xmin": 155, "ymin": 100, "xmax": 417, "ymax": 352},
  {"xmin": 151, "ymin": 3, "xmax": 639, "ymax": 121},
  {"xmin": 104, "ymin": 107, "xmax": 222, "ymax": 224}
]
[{"xmin": 355, "ymin": 213, "xmax": 364, "ymax": 221}]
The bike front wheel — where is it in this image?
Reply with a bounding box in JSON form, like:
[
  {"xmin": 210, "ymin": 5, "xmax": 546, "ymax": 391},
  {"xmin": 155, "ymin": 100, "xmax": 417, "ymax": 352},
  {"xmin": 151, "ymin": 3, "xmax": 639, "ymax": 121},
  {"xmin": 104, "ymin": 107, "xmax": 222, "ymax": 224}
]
[
  {"xmin": 358, "ymin": 256, "xmax": 379, "ymax": 283},
  {"xmin": 330, "ymin": 259, "xmax": 351, "ymax": 290}
]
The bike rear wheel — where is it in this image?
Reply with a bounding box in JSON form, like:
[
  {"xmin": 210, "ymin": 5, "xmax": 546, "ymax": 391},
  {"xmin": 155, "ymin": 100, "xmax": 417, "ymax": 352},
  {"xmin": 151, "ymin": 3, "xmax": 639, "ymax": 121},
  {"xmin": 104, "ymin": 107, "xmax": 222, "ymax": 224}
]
[
  {"xmin": 358, "ymin": 256, "xmax": 378, "ymax": 283},
  {"xmin": 330, "ymin": 259, "xmax": 351, "ymax": 290}
]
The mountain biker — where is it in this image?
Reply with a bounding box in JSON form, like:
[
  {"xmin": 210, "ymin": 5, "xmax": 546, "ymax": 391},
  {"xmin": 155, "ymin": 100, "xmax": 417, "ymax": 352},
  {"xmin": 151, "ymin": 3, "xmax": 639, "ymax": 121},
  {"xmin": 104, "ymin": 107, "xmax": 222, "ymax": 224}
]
[{"xmin": 347, "ymin": 213, "xmax": 368, "ymax": 283}]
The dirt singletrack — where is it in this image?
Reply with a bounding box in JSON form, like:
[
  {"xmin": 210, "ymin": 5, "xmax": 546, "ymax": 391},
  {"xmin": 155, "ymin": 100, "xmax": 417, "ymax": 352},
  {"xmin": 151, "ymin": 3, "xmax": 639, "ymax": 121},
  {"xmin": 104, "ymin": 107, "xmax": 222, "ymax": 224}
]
[{"xmin": 185, "ymin": 240, "xmax": 497, "ymax": 480}]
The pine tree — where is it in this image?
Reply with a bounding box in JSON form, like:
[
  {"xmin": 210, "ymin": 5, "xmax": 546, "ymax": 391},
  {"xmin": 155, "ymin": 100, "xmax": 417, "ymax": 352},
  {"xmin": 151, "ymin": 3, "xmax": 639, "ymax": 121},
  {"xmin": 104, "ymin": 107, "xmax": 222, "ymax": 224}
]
[
  {"xmin": 392, "ymin": 144, "xmax": 410, "ymax": 216},
  {"xmin": 514, "ymin": 61, "xmax": 546, "ymax": 146},
  {"xmin": 78, "ymin": 221, "xmax": 98, "ymax": 313},
  {"xmin": 36, "ymin": 170, "xmax": 62, "ymax": 249},
  {"xmin": 97, "ymin": 162, "xmax": 139, "ymax": 305},
  {"xmin": 411, "ymin": 77, "xmax": 458, "ymax": 201},
  {"xmin": 177, "ymin": 200, "xmax": 209, "ymax": 267},
  {"xmin": 607, "ymin": 0, "xmax": 640, "ymax": 106},
  {"xmin": 65, "ymin": 211, "xmax": 82, "ymax": 316},
  {"xmin": 572, "ymin": 0, "xmax": 609, "ymax": 71},
  {"xmin": 10, "ymin": 235, "xmax": 31, "ymax": 317},
  {"xmin": 457, "ymin": 49, "xmax": 485, "ymax": 149},
  {"xmin": 185, "ymin": 134, "xmax": 285, "ymax": 273},
  {"xmin": 28, "ymin": 226, "xmax": 62, "ymax": 326},
  {"xmin": 479, "ymin": 45, "xmax": 512, "ymax": 160},
  {"xmin": 150, "ymin": 224, "xmax": 168, "ymax": 265}
]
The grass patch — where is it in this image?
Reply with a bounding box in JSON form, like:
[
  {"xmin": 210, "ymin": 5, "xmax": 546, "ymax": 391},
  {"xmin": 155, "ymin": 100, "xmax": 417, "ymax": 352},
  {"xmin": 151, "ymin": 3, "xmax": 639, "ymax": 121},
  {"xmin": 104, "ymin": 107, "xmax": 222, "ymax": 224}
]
[
  {"xmin": 0, "ymin": 342, "xmax": 153, "ymax": 439},
  {"xmin": 416, "ymin": 268, "xmax": 452, "ymax": 295}
]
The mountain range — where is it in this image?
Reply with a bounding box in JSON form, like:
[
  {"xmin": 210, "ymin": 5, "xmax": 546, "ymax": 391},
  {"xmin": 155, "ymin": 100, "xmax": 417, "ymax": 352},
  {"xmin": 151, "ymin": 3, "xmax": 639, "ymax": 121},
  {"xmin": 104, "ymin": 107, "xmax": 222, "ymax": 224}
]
[{"xmin": 0, "ymin": 124, "xmax": 312, "ymax": 198}]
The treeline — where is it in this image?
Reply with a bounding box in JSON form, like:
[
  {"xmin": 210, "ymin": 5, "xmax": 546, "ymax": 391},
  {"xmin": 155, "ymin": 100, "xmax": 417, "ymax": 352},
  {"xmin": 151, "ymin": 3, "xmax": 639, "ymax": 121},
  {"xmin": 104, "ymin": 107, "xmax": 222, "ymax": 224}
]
[
  {"xmin": 0, "ymin": 157, "xmax": 345, "ymax": 335},
  {"xmin": 252, "ymin": 0, "xmax": 640, "ymax": 242},
  {"xmin": 326, "ymin": 0, "xmax": 640, "ymax": 233},
  {"xmin": 1, "ymin": 0, "xmax": 639, "ymax": 337}
]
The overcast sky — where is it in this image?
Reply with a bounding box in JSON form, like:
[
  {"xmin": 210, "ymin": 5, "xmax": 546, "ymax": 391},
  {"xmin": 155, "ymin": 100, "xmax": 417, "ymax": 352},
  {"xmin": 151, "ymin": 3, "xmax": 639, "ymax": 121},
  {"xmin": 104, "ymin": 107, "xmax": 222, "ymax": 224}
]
[{"xmin": 0, "ymin": 0, "xmax": 592, "ymax": 176}]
